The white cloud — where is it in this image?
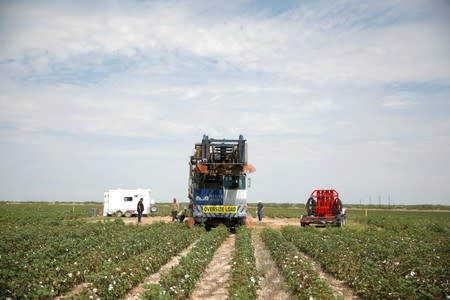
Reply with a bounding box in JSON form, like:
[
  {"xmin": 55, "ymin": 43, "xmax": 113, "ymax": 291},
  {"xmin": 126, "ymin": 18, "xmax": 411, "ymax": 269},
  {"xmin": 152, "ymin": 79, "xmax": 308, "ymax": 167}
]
[
  {"xmin": 1, "ymin": 1, "xmax": 449, "ymax": 84},
  {"xmin": 383, "ymin": 94, "xmax": 416, "ymax": 109},
  {"xmin": 0, "ymin": 0, "xmax": 449, "ymax": 204}
]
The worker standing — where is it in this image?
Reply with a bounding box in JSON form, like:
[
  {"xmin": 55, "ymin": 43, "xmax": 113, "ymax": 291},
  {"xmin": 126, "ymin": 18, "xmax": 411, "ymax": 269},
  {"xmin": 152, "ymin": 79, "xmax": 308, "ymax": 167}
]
[
  {"xmin": 137, "ymin": 198, "xmax": 144, "ymax": 223},
  {"xmin": 171, "ymin": 197, "xmax": 179, "ymax": 222},
  {"xmin": 257, "ymin": 200, "xmax": 264, "ymax": 223}
]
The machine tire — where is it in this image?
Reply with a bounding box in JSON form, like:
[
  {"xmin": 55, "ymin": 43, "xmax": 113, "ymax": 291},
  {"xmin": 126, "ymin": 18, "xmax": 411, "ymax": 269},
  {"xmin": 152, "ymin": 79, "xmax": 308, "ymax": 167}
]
[
  {"xmin": 336, "ymin": 215, "xmax": 345, "ymax": 227},
  {"xmin": 116, "ymin": 210, "xmax": 123, "ymax": 217},
  {"xmin": 306, "ymin": 198, "xmax": 316, "ymax": 215},
  {"xmin": 238, "ymin": 217, "xmax": 247, "ymax": 226},
  {"xmin": 124, "ymin": 211, "xmax": 132, "ymax": 218},
  {"xmin": 333, "ymin": 198, "xmax": 343, "ymax": 215}
]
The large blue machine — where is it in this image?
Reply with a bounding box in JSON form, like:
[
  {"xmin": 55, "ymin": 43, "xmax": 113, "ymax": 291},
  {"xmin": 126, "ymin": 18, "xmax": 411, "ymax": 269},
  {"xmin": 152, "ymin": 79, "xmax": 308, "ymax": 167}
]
[{"xmin": 188, "ymin": 135, "xmax": 255, "ymax": 229}]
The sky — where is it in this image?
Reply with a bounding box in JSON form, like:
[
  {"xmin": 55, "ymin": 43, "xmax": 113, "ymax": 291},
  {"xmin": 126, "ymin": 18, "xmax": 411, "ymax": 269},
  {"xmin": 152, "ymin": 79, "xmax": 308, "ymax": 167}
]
[{"xmin": 0, "ymin": 0, "xmax": 449, "ymax": 205}]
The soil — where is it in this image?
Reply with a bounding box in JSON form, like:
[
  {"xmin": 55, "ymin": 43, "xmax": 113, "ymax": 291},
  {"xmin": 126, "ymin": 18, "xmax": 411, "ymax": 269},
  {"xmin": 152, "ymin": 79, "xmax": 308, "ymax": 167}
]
[
  {"xmin": 125, "ymin": 241, "xmax": 198, "ymax": 300},
  {"xmin": 299, "ymin": 251, "xmax": 359, "ymax": 300},
  {"xmin": 122, "ymin": 215, "xmax": 173, "ymax": 225},
  {"xmin": 55, "ymin": 283, "xmax": 90, "ymax": 300},
  {"xmin": 252, "ymin": 217, "xmax": 300, "ymax": 229},
  {"xmin": 252, "ymin": 231, "xmax": 296, "ymax": 300},
  {"xmin": 88, "ymin": 216, "xmax": 358, "ymax": 299},
  {"xmin": 122, "ymin": 215, "xmax": 300, "ymax": 228},
  {"xmin": 189, "ymin": 234, "xmax": 235, "ymax": 300}
]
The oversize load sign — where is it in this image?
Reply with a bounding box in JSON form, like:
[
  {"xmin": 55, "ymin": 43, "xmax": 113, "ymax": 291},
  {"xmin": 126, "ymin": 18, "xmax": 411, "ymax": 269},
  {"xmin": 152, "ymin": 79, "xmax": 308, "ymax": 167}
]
[{"xmin": 203, "ymin": 205, "xmax": 237, "ymax": 213}]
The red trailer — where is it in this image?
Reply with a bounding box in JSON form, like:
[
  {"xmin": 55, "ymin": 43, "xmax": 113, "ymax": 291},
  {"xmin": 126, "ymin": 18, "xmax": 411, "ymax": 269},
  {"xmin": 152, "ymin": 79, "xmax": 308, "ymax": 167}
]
[{"xmin": 300, "ymin": 189, "xmax": 346, "ymax": 227}]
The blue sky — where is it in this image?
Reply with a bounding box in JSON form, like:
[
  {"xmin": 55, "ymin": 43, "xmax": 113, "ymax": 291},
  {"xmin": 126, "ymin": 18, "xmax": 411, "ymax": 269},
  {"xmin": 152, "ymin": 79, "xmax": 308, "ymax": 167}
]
[{"xmin": 0, "ymin": 0, "xmax": 449, "ymax": 204}]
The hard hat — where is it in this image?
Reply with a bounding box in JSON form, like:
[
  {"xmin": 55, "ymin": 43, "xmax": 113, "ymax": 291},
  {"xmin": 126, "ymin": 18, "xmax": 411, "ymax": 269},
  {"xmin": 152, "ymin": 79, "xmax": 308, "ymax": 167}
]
[{"xmin": 258, "ymin": 200, "xmax": 262, "ymax": 203}]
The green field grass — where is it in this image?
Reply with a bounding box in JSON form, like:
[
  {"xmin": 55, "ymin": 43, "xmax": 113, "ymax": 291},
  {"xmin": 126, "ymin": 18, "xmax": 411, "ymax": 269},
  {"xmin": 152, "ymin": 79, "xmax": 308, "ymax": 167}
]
[{"xmin": 0, "ymin": 202, "xmax": 448, "ymax": 299}]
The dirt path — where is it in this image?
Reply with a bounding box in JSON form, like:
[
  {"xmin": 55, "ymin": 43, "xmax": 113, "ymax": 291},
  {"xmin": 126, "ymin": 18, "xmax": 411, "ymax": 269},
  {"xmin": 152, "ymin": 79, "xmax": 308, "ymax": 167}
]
[
  {"xmin": 102, "ymin": 215, "xmax": 300, "ymax": 229},
  {"xmin": 55, "ymin": 283, "xmax": 90, "ymax": 300},
  {"xmin": 65, "ymin": 217, "xmax": 357, "ymax": 299},
  {"xmin": 125, "ymin": 241, "xmax": 198, "ymax": 300},
  {"xmin": 189, "ymin": 235, "xmax": 235, "ymax": 300},
  {"xmin": 252, "ymin": 231, "xmax": 295, "ymax": 300},
  {"xmin": 299, "ymin": 252, "xmax": 358, "ymax": 300},
  {"xmin": 251, "ymin": 217, "xmax": 300, "ymax": 229},
  {"xmin": 122, "ymin": 215, "xmax": 172, "ymax": 225}
]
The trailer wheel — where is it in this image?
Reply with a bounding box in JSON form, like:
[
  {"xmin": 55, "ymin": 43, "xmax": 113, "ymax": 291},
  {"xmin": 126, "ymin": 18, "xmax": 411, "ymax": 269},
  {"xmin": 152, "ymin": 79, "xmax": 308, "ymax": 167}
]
[
  {"xmin": 333, "ymin": 198, "xmax": 343, "ymax": 215},
  {"xmin": 116, "ymin": 210, "xmax": 123, "ymax": 217},
  {"xmin": 124, "ymin": 211, "xmax": 132, "ymax": 218},
  {"xmin": 337, "ymin": 216, "xmax": 345, "ymax": 227},
  {"xmin": 150, "ymin": 206, "xmax": 158, "ymax": 213},
  {"xmin": 306, "ymin": 198, "xmax": 316, "ymax": 216}
]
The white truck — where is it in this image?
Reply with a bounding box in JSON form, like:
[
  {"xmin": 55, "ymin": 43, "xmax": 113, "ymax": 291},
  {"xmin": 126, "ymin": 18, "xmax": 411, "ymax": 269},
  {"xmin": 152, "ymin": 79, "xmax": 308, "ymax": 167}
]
[{"xmin": 103, "ymin": 189, "xmax": 157, "ymax": 217}]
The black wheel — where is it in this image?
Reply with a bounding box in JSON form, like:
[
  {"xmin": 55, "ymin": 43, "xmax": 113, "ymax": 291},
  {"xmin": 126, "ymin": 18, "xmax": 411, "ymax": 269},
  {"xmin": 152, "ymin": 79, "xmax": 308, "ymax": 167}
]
[
  {"xmin": 306, "ymin": 198, "xmax": 316, "ymax": 215},
  {"xmin": 333, "ymin": 198, "xmax": 343, "ymax": 215},
  {"xmin": 336, "ymin": 216, "xmax": 345, "ymax": 227},
  {"xmin": 124, "ymin": 211, "xmax": 132, "ymax": 218},
  {"xmin": 238, "ymin": 217, "xmax": 247, "ymax": 226},
  {"xmin": 116, "ymin": 210, "xmax": 123, "ymax": 217}
]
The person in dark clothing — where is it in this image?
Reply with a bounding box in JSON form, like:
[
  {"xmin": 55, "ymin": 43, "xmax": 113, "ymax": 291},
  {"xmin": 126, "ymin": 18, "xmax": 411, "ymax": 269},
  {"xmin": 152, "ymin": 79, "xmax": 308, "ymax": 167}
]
[
  {"xmin": 137, "ymin": 198, "xmax": 144, "ymax": 223},
  {"xmin": 176, "ymin": 207, "xmax": 187, "ymax": 223},
  {"xmin": 257, "ymin": 200, "xmax": 264, "ymax": 222}
]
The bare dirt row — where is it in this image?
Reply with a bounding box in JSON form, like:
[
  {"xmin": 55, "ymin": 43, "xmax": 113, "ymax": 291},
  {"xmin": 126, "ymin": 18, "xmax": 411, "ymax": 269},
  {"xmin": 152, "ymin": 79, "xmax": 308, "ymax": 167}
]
[
  {"xmin": 190, "ymin": 235, "xmax": 235, "ymax": 300},
  {"xmin": 126, "ymin": 241, "xmax": 199, "ymax": 299},
  {"xmin": 298, "ymin": 251, "xmax": 358, "ymax": 300},
  {"xmin": 80, "ymin": 216, "xmax": 357, "ymax": 299},
  {"xmin": 252, "ymin": 231, "xmax": 296, "ymax": 300}
]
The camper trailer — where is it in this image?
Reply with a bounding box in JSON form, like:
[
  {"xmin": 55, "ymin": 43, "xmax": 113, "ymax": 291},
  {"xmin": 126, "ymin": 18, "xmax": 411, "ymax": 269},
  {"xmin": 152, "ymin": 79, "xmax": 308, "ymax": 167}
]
[{"xmin": 103, "ymin": 189, "xmax": 157, "ymax": 217}]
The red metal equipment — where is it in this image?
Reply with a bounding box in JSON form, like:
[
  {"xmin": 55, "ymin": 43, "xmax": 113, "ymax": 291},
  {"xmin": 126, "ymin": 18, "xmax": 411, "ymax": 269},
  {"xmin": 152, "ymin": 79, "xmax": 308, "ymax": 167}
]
[{"xmin": 300, "ymin": 189, "xmax": 346, "ymax": 227}]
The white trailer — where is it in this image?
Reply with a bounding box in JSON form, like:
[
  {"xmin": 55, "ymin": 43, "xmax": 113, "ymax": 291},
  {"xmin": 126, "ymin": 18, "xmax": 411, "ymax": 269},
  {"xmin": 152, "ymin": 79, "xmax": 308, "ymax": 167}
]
[{"xmin": 103, "ymin": 189, "xmax": 158, "ymax": 217}]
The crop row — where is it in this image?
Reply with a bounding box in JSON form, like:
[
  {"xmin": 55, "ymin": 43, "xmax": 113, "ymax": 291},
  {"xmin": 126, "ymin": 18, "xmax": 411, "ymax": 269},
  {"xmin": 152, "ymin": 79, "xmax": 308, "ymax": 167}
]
[
  {"xmin": 0, "ymin": 220, "xmax": 202, "ymax": 299},
  {"xmin": 80, "ymin": 223, "xmax": 203, "ymax": 298},
  {"xmin": 281, "ymin": 225, "xmax": 449, "ymax": 299},
  {"xmin": 143, "ymin": 225, "xmax": 229, "ymax": 299},
  {"xmin": 260, "ymin": 228, "xmax": 334, "ymax": 299},
  {"xmin": 2, "ymin": 219, "xmax": 135, "ymax": 298},
  {"xmin": 349, "ymin": 209, "xmax": 450, "ymax": 233},
  {"xmin": 229, "ymin": 226, "xmax": 258, "ymax": 300}
]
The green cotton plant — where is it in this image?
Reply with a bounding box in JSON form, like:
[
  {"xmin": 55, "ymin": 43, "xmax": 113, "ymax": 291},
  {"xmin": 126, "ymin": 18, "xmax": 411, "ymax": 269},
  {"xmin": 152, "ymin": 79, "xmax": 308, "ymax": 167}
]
[
  {"xmin": 229, "ymin": 226, "xmax": 258, "ymax": 300},
  {"xmin": 281, "ymin": 224, "xmax": 450, "ymax": 299},
  {"xmin": 0, "ymin": 213, "xmax": 201, "ymax": 299},
  {"xmin": 143, "ymin": 225, "xmax": 229, "ymax": 300},
  {"xmin": 260, "ymin": 228, "xmax": 334, "ymax": 300},
  {"xmin": 78, "ymin": 224, "xmax": 203, "ymax": 299}
]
